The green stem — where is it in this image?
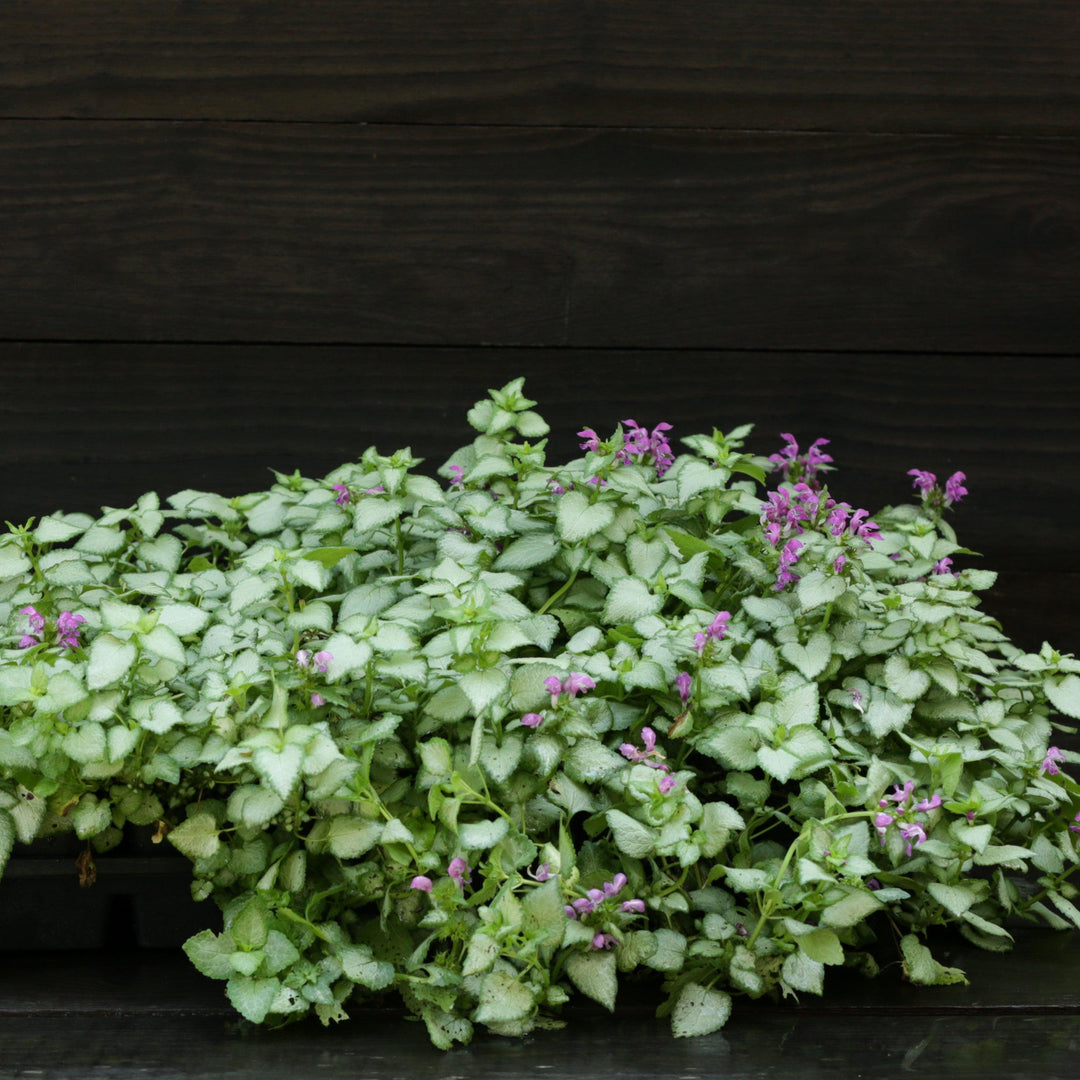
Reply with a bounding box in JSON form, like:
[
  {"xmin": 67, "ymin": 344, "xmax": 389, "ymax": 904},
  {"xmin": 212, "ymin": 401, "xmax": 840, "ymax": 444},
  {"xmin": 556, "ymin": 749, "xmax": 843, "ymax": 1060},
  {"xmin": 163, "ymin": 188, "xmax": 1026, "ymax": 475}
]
[{"xmin": 538, "ymin": 565, "xmax": 581, "ymax": 615}]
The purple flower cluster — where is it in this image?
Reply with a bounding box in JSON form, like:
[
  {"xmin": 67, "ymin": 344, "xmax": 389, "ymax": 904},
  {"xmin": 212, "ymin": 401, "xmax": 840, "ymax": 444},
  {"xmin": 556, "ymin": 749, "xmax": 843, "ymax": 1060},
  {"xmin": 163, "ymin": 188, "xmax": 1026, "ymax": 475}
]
[
  {"xmin": 620, "ymin": 727, "xmax": 677, "ymax": 794},
  {"xmin": 873, "ymin": 782, "xmax": 942, "ymax": 857},
  {"xmin": 297, "ymin": 649, "xmax": 333, "ymax": 707},
  {"xmin": 17, "ymin": 606, "xmax": 85, "ymax": 651},
  {"xmin": 564, "ymin": 873, "xmax": 646, "ymax": 948},
  {"xmin": 760, "ymin": 474, "xmax": 879, "ymax": 590},
  {"xmin": 521, "ymin": 672, "xmax": 597, "ymax": 729},
  {"xmin": 768, "ymin": 433, "xmax": 833, "ymax": 489},
  {"xmin": 693, "ymin": 611, "xmax": 731, "ymax": 653},
  {"xmin": 907, "ymin": 468, "xmax": 968, "ymax": 511},
  {"xmin": 1041, "ymin": 746, "xmax": 1066, "ymax": 776},
  {"xmin": 577, "ymin": 419, "xmax": 676, "ymax": 479},
  {"xmin": 409, "ymin": 856, "xmax": 474, "ymax": 894}
]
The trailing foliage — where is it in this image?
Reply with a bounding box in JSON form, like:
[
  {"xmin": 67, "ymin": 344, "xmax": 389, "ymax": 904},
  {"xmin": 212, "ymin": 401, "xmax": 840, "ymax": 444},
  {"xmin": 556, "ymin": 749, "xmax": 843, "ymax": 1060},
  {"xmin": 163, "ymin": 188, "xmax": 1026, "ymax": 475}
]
[{"xmin": 1, "ymin": 378, "xmax": 1079, "ymax": 1045}]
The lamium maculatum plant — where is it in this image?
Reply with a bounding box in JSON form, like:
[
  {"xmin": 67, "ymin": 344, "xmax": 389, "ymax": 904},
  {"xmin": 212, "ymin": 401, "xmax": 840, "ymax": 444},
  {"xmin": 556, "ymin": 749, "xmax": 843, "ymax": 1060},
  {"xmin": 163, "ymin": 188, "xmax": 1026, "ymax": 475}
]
[{"xmin": 1, "ymin": 378, "xmax": 1079, "ymax": 1046}]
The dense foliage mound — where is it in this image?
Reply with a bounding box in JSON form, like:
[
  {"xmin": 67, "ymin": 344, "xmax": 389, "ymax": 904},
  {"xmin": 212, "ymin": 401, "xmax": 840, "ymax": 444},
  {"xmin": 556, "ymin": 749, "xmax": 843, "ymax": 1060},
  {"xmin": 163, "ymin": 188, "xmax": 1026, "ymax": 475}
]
[{"xmin": 2, "ymin": 379, "xmax": 1079, "ymax": 1045}]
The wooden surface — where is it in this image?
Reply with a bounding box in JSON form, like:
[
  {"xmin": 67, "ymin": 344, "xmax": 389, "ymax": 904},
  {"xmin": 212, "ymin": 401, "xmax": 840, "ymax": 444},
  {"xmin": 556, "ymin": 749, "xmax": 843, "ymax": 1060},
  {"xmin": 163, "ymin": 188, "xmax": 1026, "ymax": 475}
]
[
  {"xmin": 0, "ymin": 935, "xmax": 1077, "ymax": 1078},
  {"xmin": 2, "ymin": 2, "xmax": 1080, "ymax": 1074},
  {"xmin": 3, "ymin": 1, "xmax": 1080, "ymax": 134}
]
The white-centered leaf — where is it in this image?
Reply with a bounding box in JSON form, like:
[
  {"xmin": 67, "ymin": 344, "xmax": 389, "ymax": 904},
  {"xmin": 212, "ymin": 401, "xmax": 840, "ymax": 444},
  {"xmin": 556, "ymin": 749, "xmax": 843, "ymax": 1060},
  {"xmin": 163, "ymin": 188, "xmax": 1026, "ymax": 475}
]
[
  {"xmin": 555, "ymin": 490, "xmax": 615, "ymax": 543},
  {"xmin": 86, "ymin": 634, "xmax": 138, "ymax": 690},
  {"xmin": 670, "ymin": 982, "xmax": 732, "ymax": 1039}
]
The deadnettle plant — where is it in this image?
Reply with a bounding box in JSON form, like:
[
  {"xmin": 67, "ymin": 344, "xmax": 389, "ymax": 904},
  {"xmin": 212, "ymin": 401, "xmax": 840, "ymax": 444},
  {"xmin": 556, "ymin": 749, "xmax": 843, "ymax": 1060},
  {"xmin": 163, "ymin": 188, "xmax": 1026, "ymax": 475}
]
[{"xmin": 1, "ymin": 378, "xmax": 1079, "ymax": 1047}]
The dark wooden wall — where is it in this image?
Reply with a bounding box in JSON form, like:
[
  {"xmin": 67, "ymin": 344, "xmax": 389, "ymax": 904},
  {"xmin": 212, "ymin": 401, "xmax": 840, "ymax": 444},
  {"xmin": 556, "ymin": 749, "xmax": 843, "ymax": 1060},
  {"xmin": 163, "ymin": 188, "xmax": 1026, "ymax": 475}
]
[{"xmin": 2, "ymin": 1, "xmax": 1078, "ymax": 656}]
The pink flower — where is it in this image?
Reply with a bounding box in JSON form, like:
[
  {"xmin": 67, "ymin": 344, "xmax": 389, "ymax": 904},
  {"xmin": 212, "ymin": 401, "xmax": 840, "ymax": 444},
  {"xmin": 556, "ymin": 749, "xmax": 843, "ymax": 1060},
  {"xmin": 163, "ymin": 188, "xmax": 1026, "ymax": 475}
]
[
  {"xmin": 603, "ymin": 874, "xmax": 627, "ymax": 898},
  {"xmin": 693, "ymin": 611, "xmax": 731, "ymax": 652},
  {"xmin": 908, "ymin": 469, "xmax": 937, "ymax": 496},
  {"xmin": 933, "ymin": 557, "xmax": 954, "ymax": 575},
  {"xmin": 833, "ymin": 555, "xmax": 847, "ymax": 574},
  {"xmin": 675, "ymin": 672, "xmax": 692, "ymax": 703},
  {"xmin": 1070, "ymin": 812, "xmax": 1080, "ymax": 836},
  {"xmin": 849, "ymin": 688, "xmax": 864, "ymax": 713},
  {"xmin": 914, "ymin": 793, "xmax": 942, "ymax": 813},
  {"xmin": 310, "ymin": 692, "xmax": 326, "ymax": 708},
  {"xmin": 529, "ymin": 863, "xmax": 551, "ymax": 882},
  {"xmin": 657, "ymin": 774, "xmax": 676, "ymax": 795},
  {"xmin": 571, "ymin": 897, "xmax": 595, "ymax": 915},
  {"xmin": 521, "ymin": 712, "xmax": 544, "ymax": 729},
  {"xmin": 410, "ymin": 876, "xmax": 433, "ymax": 892},
  {"xmin": 944, "ymin": 471, "xmax": 967, "ymax": 506},
  {"xmin": 1042, "ymin": 746, "xmax": 1066, "ymax": 776},
  {"xmin": 563, "ymin": 672, "xmax": 596, "ymax": 699},
  {"xmin": 591, "ymin": 932, "xmax": 617, "ymax": 950},
  {"xmin": 55, "ymin": 611, "xmax": 85, "ymax": 649},
  {"xmin": 874, "ymin": 812, "xmax": 895, "ymax": 842},
  {"xmin": 620, "ymin": 726, "xmax": 667, "ymax": 770},
  {"xmin": 17, "ymin": 606, "xmax": 44, "ymax": 648},
  {"xmin": 543, "ymin": 675, "xmax": 564, "ymax": 705},
  {"xmin": 885, "ymin": 781, "xmax": 915, "ymax": 809},
  {"xmin": 899, "ymin": 822, "xmax": 927, "ymax": 856},
  {"xmin": 312, "ymin": 650, "xmax": 333, "ymax": 673},
  {"xmin": 578, "ymin": 427, "xmax": 602, "ymax": 453},
  {"xmin": 620, "ymin": 898, "xmax": 646, "ymax": 914},
  {"xmin": 331, "ymin": 483, "xmax": 351, "ymax": 506},
  {"xmin": 447, "ymin": 857, "xmax": 472, "ymax": 888},
  {"xmin": 296, "ymin": 650, "xmax": 310, "ymax": 668},
  {"xmin": 448, "ymin": 464, "xmax": 464, "ymax": 488}
]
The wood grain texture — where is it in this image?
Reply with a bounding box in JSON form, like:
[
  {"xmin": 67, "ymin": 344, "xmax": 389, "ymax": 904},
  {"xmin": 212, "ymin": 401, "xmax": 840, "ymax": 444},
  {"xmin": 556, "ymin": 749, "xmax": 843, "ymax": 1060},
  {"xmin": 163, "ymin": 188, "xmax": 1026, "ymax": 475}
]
[
  {"xmin": 2, "ymin": 344, "xmax": 1077, "ymax": 652},
  {"xmin": 3, "ymin": 122, "xmax": 1079, "ymax": 351},
  {"xmin": 0, "ymin": 938, "xmax": 1077, "ymax": 1078},
  {"xmin": 2, "ymin": 1, "xmax": 1080, "ymax": 134}
]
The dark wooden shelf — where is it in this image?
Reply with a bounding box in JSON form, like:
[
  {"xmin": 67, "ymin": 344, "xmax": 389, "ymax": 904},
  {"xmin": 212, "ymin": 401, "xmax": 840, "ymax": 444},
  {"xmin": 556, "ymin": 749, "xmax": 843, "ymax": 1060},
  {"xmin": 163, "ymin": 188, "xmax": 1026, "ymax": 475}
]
[{"xmin": 0, "ymin": 934, "xmax": 1077, "ymax": 1078}]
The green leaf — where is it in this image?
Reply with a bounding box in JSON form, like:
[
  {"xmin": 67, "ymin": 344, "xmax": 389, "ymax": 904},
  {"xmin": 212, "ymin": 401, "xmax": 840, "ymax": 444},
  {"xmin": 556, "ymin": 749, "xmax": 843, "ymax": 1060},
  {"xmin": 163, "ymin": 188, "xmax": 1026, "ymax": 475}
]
[
  {"xmin": 780, "ymin": 632, "xmax": 831, "ymax": 680},
  {"xmin": 72, "ymin": 795, "xmax": 112, "ymax": 839},
  {"xmin": 1047, "ymin": 890, "xmax": 1080, "ymax": 930},
  {"xmin": 602, "ymin": 577, "xmax": 664, "ymax": 623},
  {"xmin": 796, "ymin": 571, "xmax": 845, "ymax": 613},
  {"xmin": 884, "ymin": 655, "xmax": 931, "ymax": 702},
  {"xmin": 228, "ymin": 785, "xmax": 285, "ymax": 828},
  {"xmin": 169, "ymin": 812, "xmax": 221, "ymax": 860},
  {"xmin": 231, "ymin": 899, "xmax": 270, "ymax": 951},
  {"xmin": 493, "ymin": 533, "xmax": 560, "ymax": 571},
  {"xmin": 564, "ymin": 949, "xmax": 617, "ymax": 1012},
  {"xmin": 62, "ymin": 722, "xmax": 108, "ymax": 764},
  {"xmin": 253, "ymin": 744, "xmax": 304, "ymax": 801},
  {"xmin": 605, "ymin": 809, "xmax": 655, "ymax": 858},
  {"xmin": 157, "ymin": 603, "xmax": 210, "ymax": 637},
  {"xmin": 229, "ymin": 574, "xmax": 276, "ymax": 615},
  {"xmin": 136, "ymin": 534, "xmax": 183, "ymax": 573},
  {"xmin": 302, "ymin": 546, "xmax": 357, "ymax": 568},
  {"xmin": 86, "ymin": 634, "xmax": 138, "ymax": 690},
  {"xmin": 462, "ymin": 932, "xmax": 500, "ymax": 978},
  {"xmin": 458, "ymin": 668, "xmax": 508, "ymax": 716},
  {"xmin": 927, "ymin": 882, "xmax": 977, "ymax": 917},
  {"xmin": 474, "ymin": 970, "xmax": 536, "ymax": 1024},
  {"xmin": 864, "ymin": 691, "xmax": 913, "ymax": 738},
  {"xmin": 457, "ymin": 817, "xmax": 509, "ymax": 851},
  {"xmin": 798, "ymin": 928, "xmax": 845, "ymax": 966},
  {"xmin": 670, "ymin": 982, "xmax": 732, "ymax": 1038},
  {"xmin": 261, "ymin": 931, "xmax": 301, "ymax": 977},
  {"xmin": 781, "ymin": 950, "xmax": 824, "ymax": 995},
  {"xmin": 340, "ymin": 944, "xmax": 394, "ymax": 990},
  {"xmin": 556, "ymin": 491, "xmax": 615, "ymax": 543},
  {"xmin": 353, "ymin": 497, "xmax": 403, "ymax": 532},
  {"xmin": 322, "ymin": 816, "xmax": 382, "ymax": 859},
  {"xmin": 226, "ymin": 975, "xmax": 280, "ymax": 1024},
  {"xmin": 183, "ymin": 929, "xmax": 237, "ymax": 980},
  {"xmin": 819, "ymin": 889, "xmax": 883, "ymax": 929},
  {"xmin": 900, "ymin": 934, "xmax": 969, "ymax": 986},
  {"xmin": 1045, "ymin": 674, "xmax": 1080, "ymax": 720}
]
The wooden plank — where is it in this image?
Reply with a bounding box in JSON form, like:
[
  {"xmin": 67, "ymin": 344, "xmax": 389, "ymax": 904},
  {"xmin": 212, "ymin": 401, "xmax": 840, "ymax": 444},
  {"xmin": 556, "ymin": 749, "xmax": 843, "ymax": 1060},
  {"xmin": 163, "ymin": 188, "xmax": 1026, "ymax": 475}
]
[
  {"xmin": 2, "ymin": 123, "xmax": 1079, "ymax": 352},
  {"xmin": 2, "ymin": 344, "xmax": 1077, "ymax": 653},
  {"xmin": 2, "ymin": 1, "xmax": 1080, "ymax": 134},
  {"xmin": 0, "ymin": 941, "xmax": 1078, "ymax": 1077}
]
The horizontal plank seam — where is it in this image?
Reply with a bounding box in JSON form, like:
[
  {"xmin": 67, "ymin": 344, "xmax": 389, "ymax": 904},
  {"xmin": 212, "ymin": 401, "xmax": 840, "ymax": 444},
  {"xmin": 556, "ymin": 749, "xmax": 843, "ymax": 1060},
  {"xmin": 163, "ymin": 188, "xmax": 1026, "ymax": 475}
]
[
  {"xmin": 0, "ymin": 337, "xmax": 1076, "ymax": 360},
  {"xmin": 1, "ymin": 115, "xmax": 1079, "ymax": 141}
]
